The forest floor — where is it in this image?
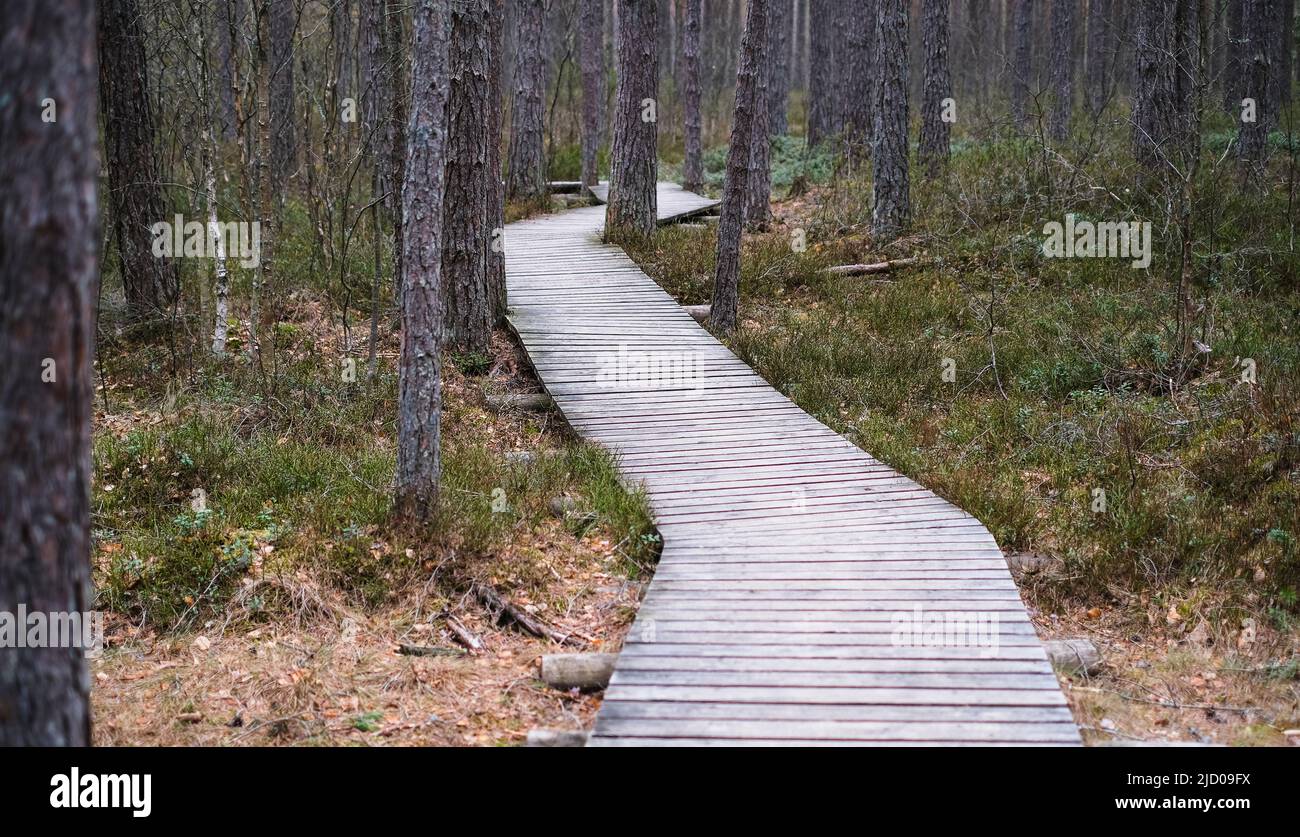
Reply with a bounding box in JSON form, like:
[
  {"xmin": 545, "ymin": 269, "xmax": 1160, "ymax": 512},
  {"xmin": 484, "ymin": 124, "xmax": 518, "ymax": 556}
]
[{"xmin": 89, "ymin": 293, "xmax": 656, "ymax": 745}]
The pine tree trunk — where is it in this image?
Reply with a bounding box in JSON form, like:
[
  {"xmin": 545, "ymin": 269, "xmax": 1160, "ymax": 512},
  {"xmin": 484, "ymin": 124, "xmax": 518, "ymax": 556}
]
[
  {"xmin": 99, "ymin": 0, "xmax": 179, "ymax": 321},
  {"xmin": 807, "ymin": 0, "xmax": 834, "ymax": 145},
  {"xmin": 1010, "ymin": 0, "xmax": 1032, "ymax": 128},
  {"xmin": 0, "ymin": 0, "xmax": 99, "ymax": 747},
  {"xmin": 1238, "ymin": 0, "xmax": 1273, "ymax": 168},
  {"xmin": 767, "ymin": 0, "xmax": 791, "ymax": 135},
  {"xmin": 442, "ymin": 0, "xmax": 492, "ymax": 353},
  {"xmin": 1133, "ymin": 0, "xmax": 1201, "ymax": 174},
  {"xmin": 746, "ymin": 0, "xmax": 772, "ymax": 229},
  {"xmin": 580, "ymin": 0, "xmax": 605, "ymax": 187},
  {"xmin": 397, "ymin": 0, "xmax": 451, "ymax": 524},
  {"xmin": 388, "ymin": 0, "xmax": 409, "ymax": 295},
  {"xmin": 507, "ymin": 0, "xmax": 547, "ymax": 200},
  {"xmin": 1085, "ymin": 0, "xmax": 1112, "ymax": 116},
  {"xmin": 843, "ymin": 0, "xmax": 875, "ymax": 156},
  {"xmin": 607, "ymin": 0, "xmax": 659, "ymax": 237},
  {"xmin": 1049, "ymin": 0, "xmax": 1076, "ymax": 140},
  {"xmin": 487, "ymin": 0, "xmax": 507, "ymax": 322},
  {"xmin": 711, "ymin": 0, "xmax": 768, "ymax": 333},
  {"xmin": 1224, "ymin": 0, "xmax": 1242, "ymax": 111},
  {"xmin": 919, "ymin": 0, "xmax": 950, "ymax": 173},
  {"xmin": 682, "ymin": 0, "xmax": 704, "ymax": 191},
  {"xmin": 872, "ymin": 0, "xmax": 911, "ymax": 239}
]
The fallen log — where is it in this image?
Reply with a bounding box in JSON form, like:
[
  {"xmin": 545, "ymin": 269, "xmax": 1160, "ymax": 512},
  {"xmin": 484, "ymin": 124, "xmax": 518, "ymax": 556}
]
[
  {"xmin": 825, "ymin": 256, "xmax": 924, "ymax": 277},
  {"xmin": 540, "ymin": 653, "xmax": 618, "ymax": 690},
  {"xmin": 526, "ymin": 728, "xmax": 589, "ymax": 747},
  {"xmin": 473, "ymin": 583, "xmax": 586, "ymax": 647},
  {"xmin": 547, "ymin": 180, "xmax": 583, "ymax": 194}
]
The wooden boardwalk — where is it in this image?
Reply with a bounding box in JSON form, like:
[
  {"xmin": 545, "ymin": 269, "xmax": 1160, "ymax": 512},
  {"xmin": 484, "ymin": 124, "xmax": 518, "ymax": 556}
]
[{"xmin": 503, "ymin": 183, "xmax": 1080, "ymax": 746}]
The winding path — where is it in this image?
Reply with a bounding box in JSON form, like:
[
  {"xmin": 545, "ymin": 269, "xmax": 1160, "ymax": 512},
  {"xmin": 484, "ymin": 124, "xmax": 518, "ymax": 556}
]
[{"xmin": 503, "ymin": 183, "xmax": 1080, "ymax": 746}]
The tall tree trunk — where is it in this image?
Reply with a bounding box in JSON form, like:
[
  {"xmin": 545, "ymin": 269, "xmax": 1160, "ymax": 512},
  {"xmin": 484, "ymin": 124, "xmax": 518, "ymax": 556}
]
[
  {"xmin": 270, "ymin": 0, "xmax": 296, "ymax": 188},
  {"xmin": 767, "ymin": 0, "xmax": 791, "ymax": 135},
  {"xmin": 919, "ymin": 0, "xmax": 950, "ymax": 173},
  {"xmin": 0, "ymin": 0, "xmax": 99, "ymax": 747},
  {"xmin": 843, "ymin": 0, "xmax": 875, "ymax": 156},
  {"xmin": 1224, "ymin": 0, "xmax": 1243, "ymax": 110},
  {"xmin": 1274, "ymin": 0, "xmax": 1293, "ymax": 106},
  {"xmin": 507, "ymin": 0, "xmax": 546, "ymax": 200},
  {"xmin": 807, "ymin": 0, "xmax": 834, "ymax": 145},
  {"xmin": 1238, "ymin": 0, "xmax": 1274, "ymax": 169},
  {"xmin": 487, "ymin": 0, "xmax": 507, "ymax": 322},
  {"xmin": 1010, "ymin": 0, "xmax": 1032, "ymax": 128},
  {"xmin": 1133, "ymin": 0, "xmax": 1201, "ymax": 174},
  {"xmin": 580, "ymin": 0, "xmax": 605, "ymax": 186},
  {"xmin": 442, "ymin": 0, "xmax": 492, "ymax": 353},
  {"xmin": 607, "ymin": 0, "xmax": 659, "ymax": 237},
  {"xmin": 1085, "ymin": 0, "xmax": 1112, "ymax": 116},
  {"xmin": 98, "ymin": 0, "xmax": 178, "ymax": 321},
  {"xmin": 872, "ymin": 0, "xmax": 911, "ymax": 239},
  {"xmin": 388, "ymin": 0, "xmax": 409, "ymax": 296},
  {"xmin": 397, "ymin": 0, "xmax": 451, "ymax": 524},
  {"xmin": 1049, "ymin": 0, "xmax": 1076, "ymax": 140},
  {"xmin": 711, "ymin": 0, "xmax": 768, "ymax": 334},
  {"xmin": 746, "ymin": 0, "xmax": 772, "ymax": 229},
  {"xmin": 682, "ymin": 0, "xmax": 704, "ymax": 191}
]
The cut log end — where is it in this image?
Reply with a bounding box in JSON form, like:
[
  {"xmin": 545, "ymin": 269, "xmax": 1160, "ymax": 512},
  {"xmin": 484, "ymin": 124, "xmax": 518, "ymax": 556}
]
[
  {"xmin": 1044, "ymin": 638, "xmax": 1103, "ymax": 675},
  {"xmin": 682, "ymin": 304, "xmax": 711, "ymax": 323},
  {"xmin": 540, "ymin": 652, "xmax": 618, "ymax": 691}
]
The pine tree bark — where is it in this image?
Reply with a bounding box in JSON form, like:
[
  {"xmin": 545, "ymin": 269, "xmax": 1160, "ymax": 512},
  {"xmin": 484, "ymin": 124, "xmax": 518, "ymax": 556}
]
[
  {"xmin": 0, "ymin": 0, "xmax": 99, "ymax": 747},
  {"xmin": 397, "ymin": 0, "xmax": 451, "ymax": 524},
  {"xmin": 807, "ymin": 0, "xmax": 834, "ymax": 145},
  {"xmin": 1010, "ymin": 0, "xmax": 1032, "ymax": 128},
  {"xmin": 843, "ymin": 0, "xmax": 876, "ymax": 155},
  {"xmin": 607, "ymin": 0, "xmax": 659, "ymax": 237},
  {"xmin": 919, "ymin": 0, "xmax": 950, "ymax": 173},
  {"xmin": 1085, "ymin": 0, "xmax": 1112, "ymax": 116},
  {"xmin": 1049, "ymin": 0, "xmax": 1076, "ymax": 140},
  {"xmin": 1238, "ymin": 0, "xmax": 1274, "ymax": 168},
  {"xmin": 442, "ymin": 0, "xmax": 492, "ymax": 353},
  {"xmin": 767, "ymin": 0, "xmax": 791, "ymax": 135},
  {"xmin": 507, "ymin": 0, "xmax": 546, "ymax": 201},
  {"xmin": 682, "ymin": 0, "xmax": 704, "ymax": 191},
  {"xmin": 1132, "ymin": 0, "xmax": 1201, "ymax": 173},
  {"xmin": 872, "ymin": 0, "xmax": 910, "ymax": 239},
  {"xmin": 746, "ymin": 0, "xmax": 772, "ymax": 229},
  {"xmin": 711, "ymin": 0, "xmax": 768, "ymax": 333},
  {"xmin": 99, "ymin": 0, "xmax": 179, "ymax": 320},
  {"xmin": 487, "ymin": 0, "xmax": 507, "ymax": 322},
  {"xmin": 580, "ymin": 0, "xmax": 605, "ymax": 187}
]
